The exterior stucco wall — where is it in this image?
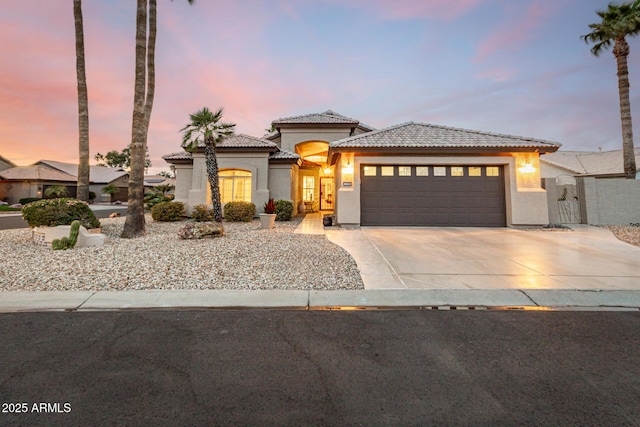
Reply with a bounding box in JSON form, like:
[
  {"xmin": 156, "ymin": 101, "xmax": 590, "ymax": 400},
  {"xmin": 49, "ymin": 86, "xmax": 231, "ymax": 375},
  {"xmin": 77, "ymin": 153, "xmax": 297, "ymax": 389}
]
[
  {"xmin": 334, "ymin": 154, "xmax": 550, "ymax": 227},
  {"xmin": 279, "ymin": 128, "xmax": 352, "ymax": 153},
  {"xmin": 0, "ymin": 181, "xmax": 39, "ymax": 204},
  {"xmin": 577, "ymin": 177, "xmax": 640, "ymax": 225},
  {"xmin": 173, "ymin": 164, "xmax": 193, "ymax": 206},
  {"xmin": 540, "ymin": 162, "xmax": 576, "ymax": 180},
  {"xmin": 268, "ymin": 164, "xmax": 296, "ymax": 206},
  {"xmin": 186, "ymin": 151, "xmax": 271, "ymax": 214}
]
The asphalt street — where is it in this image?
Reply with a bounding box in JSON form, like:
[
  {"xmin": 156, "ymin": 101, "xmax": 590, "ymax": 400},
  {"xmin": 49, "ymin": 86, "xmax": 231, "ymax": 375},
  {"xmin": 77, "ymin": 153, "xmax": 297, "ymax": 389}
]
[{"xmin": 1, "ymin": 310, "xmax": 639, "ymax": 426}]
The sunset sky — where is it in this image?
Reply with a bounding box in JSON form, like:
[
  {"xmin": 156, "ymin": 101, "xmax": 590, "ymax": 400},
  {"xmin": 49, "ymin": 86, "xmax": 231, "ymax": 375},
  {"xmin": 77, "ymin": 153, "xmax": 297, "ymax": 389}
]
[{"xmin": 1, "ymin": 0, "xmax": 639, "ymax": 174}]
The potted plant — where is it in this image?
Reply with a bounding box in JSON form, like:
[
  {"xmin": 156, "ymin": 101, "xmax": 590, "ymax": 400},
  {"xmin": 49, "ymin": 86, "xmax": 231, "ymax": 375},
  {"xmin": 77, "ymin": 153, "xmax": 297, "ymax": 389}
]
[{"xmin": 260, "ymin": 198, "xmax": 277, "ymax": 229}]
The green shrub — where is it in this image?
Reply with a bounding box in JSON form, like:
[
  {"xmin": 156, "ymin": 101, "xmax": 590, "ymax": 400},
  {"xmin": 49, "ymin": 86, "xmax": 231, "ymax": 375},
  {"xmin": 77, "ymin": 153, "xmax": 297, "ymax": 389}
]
[
  {"xmin": 20, "ymin": 197, "xmax": 41, "ymax": 205},
  {"xmin": 144, "ymin": 185, "xmax": 175, "ymax": 209},
  {"xmin": 88, "ymin": 191, "xmax": 97, "ymax": 202},
  {"xmin": 21, "ymin": 198, "xmax": 100, "ymax": 229},
  {"xmin": 275, "ymin": 200, "xmax": 294, "ymax": 221},
  {"xmin": 151, "ymin": 201, "xmax": 185, "ymax": 222},
  {"xmin": 223, "ymin": 201, "xmax": 256, "ymax": 222},
  {"xmin": 192, "ymin": 204, "xmax": 215, "ymax": 222}
]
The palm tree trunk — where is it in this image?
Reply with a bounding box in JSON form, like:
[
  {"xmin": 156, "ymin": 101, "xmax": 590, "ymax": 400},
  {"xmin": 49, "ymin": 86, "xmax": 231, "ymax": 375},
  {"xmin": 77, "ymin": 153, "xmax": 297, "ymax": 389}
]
[
  {"xmin": 122, "ymin": 0, "xmax": 148, "ymax": 238},
  {"xmin": 74, "ymin": 0, "xmax": 90, "ymax": 202},
  {"xmin": 614, "ymin": 37, "xmax": 637, "ymax": 179},
  {"xmin": 204, "ymin": 138, "xmax": 223, "ymax": 222}
]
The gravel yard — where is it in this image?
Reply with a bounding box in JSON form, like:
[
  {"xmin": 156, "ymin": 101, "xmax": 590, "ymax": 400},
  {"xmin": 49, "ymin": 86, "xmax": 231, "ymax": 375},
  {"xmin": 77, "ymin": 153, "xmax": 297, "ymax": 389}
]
[
  {"xmin": 603, "ymin": 225, "xmax": 640, "ymax": 248},
  {"xmin": 0, "ymin": 216, "xmax": 364, "ymax": 291}
]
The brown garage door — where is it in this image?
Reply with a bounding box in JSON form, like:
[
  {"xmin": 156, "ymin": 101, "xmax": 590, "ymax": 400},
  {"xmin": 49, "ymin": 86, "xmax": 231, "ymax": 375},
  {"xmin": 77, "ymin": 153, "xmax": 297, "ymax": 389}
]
[{"xmin": 360, "ymin": 165, "xmax": 506, "ymax": 227}]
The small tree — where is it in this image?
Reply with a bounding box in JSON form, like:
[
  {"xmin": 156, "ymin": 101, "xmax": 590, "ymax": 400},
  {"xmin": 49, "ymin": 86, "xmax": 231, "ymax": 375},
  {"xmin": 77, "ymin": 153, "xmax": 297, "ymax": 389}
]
[
  {"xmin": 181, "ymin": 107, "xmax": 235, "ymax": 222},
  {"xmin": 44, "ymin": 185, "xmax": 69, "ymax": 199},
  {"xmin": 101, "ymin": 184, "xmax": 118, "ymax": 203}
]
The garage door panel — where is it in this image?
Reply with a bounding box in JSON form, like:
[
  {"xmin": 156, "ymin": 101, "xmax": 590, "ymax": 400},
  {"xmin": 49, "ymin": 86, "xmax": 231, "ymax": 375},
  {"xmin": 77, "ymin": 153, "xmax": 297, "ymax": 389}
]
[{"xmin": 361, "ymin": 165, "xmax": 506, "ymax": 227}]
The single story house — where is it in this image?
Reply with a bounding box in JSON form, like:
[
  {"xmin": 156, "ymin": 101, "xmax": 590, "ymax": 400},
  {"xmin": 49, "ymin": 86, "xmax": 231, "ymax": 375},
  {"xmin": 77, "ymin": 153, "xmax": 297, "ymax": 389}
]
[
  {"xmin": 540, "ymin": 148, "xmax": 640, "ymax": 225},
  {"xmin": 164, "ymin": 110, "xmax": 560, "ymax": 227},
  {"xmin": 0, "ymin": 155, "xmax": 15, "ymax": 171},
  {"xmin": 0, "ymin": 159, "xmax": 129, "ymax": 204}
]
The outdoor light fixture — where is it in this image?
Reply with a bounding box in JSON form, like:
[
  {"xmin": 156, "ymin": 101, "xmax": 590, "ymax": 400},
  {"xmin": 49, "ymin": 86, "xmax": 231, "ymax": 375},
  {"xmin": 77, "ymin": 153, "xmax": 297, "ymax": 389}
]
[
  {"xmin": 518, "ymin": 163, "xmax": 535, "ymax": 173},
  {"xmin": 323, "ymin": 167, "xmax": 331, "ymax": 175},
  {"xmin": 342, "ymin": 162, "xmax": 354, "ymax": 175}
]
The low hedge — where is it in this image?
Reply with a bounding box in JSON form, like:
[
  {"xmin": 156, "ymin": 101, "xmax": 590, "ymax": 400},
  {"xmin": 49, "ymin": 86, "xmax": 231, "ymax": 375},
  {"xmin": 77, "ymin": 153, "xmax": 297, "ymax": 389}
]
[
  {"xmin": 20, "ymin": 197, "xmax": 41, "ymax": 205},
  {"xmin": 275, "ymin": 200, "xmax": 294, "ymax": 221},
  {"xmin": 21, "ymin": 198, "xmax": 100, "ymax": 229},
  {"xmin": 151, "ymin": 201, "xmax": 185, "ymax": 222},
  {"xmin": 191, "ymin": 204, "xmax": 215, "ymax": 222},
  {"xmin": 223, "ymin": 201, "xmax": 256, "ymax": 222}
]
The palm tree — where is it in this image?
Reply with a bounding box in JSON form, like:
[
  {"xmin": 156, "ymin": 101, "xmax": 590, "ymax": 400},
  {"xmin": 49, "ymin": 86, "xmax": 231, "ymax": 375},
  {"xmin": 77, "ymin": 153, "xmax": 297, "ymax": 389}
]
[
  {"xmin": 74, "ymin": 0, "xmax": 90, "ymax": 201},
  {"xmin": 122, "ymin": 0, "xmax": 193, "ymax": 238},
  {"xmin": 44, "ymin": 185, "xmax": 69, "ymax": 199},
  {"xmin": 582, "ymin": 0, "xmax": 640, "ymax": 179},
  {"xmin": 181, "ymin": 107, "xmax": 236, "ymax": 222}
]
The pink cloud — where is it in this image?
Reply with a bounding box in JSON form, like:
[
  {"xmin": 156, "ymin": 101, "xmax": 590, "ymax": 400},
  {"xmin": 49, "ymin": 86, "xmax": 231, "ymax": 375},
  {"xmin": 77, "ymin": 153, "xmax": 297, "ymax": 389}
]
[{"xmin": 473, "ymin": 2, "xmax": 555, "ymax": 63}]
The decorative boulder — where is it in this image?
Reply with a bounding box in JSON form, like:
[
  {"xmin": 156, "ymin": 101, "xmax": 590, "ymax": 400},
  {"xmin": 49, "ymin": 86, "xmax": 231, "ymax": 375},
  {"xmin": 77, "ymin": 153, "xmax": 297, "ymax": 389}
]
[
  {"xmin": 9, "ymin": 203, "xmax": 22, "ymax": 209},
  {"xmin": 0, "ymin": 201, "xmax": 8, "ymax": 206},
  {"xmin": 177, "ymin": 222, "xmax": 224, "ymax": 239},
  {"xmin": 33, "ymin": 225, "xmax": 107, "ymax": 248}
]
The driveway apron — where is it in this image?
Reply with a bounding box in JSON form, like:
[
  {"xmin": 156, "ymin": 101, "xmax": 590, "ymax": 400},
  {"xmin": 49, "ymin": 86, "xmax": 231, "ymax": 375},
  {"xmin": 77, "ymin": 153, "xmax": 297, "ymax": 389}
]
[{"xmin": 327, "ymin": 226, "xmax": 640, "ymax": 290}]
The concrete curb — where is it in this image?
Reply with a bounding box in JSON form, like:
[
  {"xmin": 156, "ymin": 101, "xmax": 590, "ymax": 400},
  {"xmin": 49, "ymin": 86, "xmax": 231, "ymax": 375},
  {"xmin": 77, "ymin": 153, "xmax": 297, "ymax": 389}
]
[{"xmin": 1, "ymin": 289, "xmax": 640, "ymax": 312}]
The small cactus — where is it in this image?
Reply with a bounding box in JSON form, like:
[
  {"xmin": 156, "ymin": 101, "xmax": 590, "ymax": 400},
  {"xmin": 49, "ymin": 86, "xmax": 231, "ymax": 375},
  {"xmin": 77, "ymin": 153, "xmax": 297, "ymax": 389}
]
[{"xmin": 52, "ymin": 220, "xmax": 80, "ymax": 250}]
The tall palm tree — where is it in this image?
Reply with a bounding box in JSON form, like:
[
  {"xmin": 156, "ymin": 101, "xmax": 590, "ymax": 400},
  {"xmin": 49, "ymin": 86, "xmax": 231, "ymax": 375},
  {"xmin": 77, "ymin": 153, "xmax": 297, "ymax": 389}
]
[
  {"xmin": 122, "ymin": 0, "xmax": 193, "ymax": 238},
  {"xmin": 582, "ymin": 0, "xmax": 640, "ymax": 179},
  {"xmin": 74, "ymin": 0, "xmax": 90, "ymax": 201},
  {"xmin": 181, "ymin": 107, "xmax": 236, "ymax": 222}
]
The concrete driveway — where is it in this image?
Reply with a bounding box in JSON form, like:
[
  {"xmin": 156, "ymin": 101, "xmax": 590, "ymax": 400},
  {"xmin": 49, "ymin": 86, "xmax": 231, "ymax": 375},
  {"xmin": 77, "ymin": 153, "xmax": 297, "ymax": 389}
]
[{"xmin": 327, "ymin": 226, "xmax": 640, "ymax": 290}]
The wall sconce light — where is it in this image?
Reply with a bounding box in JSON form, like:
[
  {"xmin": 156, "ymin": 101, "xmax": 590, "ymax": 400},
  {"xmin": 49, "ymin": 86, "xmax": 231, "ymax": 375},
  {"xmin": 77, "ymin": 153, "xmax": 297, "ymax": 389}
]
[
  {"xmin": 323, "ymin": 168, "xmax": 331, "ymax": 175},
  {"xmin": 342, "ymin": 162, "xmax": 354, "ymax": 175},
  {"xmin": 518, "ymin": 163, "xmax": 535, "ymax": 173}
]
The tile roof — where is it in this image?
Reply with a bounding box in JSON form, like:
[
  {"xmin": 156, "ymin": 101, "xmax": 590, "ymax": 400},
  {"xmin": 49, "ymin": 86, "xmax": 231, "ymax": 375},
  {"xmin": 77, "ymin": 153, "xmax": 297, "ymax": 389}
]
[
  {"xmin": 539, "ymin": 151, "xmax": 592, "ymax": 174},
  {"xmin": 162, "ymin": 151, "xmax": 193, "ymax": 161},
  {"xmin": 329, "ymin": 122, "xmax": 561, "ymax": 151},
  {"xmin": 540, "ymin": 148, "xmax": 640, "ymax": 176},
  {"xmin": 272, "ymin": 110, "xmax": 360, "ymax": 126},
  {"xmin": 181, "ymin": 134, "xmax": 277, "ymax": 150},
  {"xmin": 144, "ymin": 175, "xmax": 176, "ymax": 187},
  {"xmin": 0, "ymin": 164, "xmax": 77, "ymax": 182},
  {"xmin": 269, "ymin": 150, "xmax": 300, "ymax": 160},
  {"xmin": 36, "ymin": 160, "xmax": 127, "ymax": 184}
]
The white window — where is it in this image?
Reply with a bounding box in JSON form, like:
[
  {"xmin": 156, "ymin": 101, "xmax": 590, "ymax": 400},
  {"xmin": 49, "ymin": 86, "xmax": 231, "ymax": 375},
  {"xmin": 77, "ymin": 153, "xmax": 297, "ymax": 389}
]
[
  {"xmin": 468, "ymin": 167, "xmax": 482, "ymax": 176},
  {"xmin": 381, "ymin": 166, "xmax": 394, "ymax": 176},
  {"xmin": 451, "ymin": 166, "xmax": 464, "ymax": 177},
  {"xmin": 398, "ymin": 166, "xmax": 411, "ymax": 176},
  {"xmin": 416, "ymin": 167, "xmax": 429, "ymax": 176},
  {"xmin": 486, "ymin": 167, "xmax": 500, "ymax": 177},
  {"xmin": 303, "ymin": 176, "xmax": 315, "ymax": 202},
  {"xmin": 219, "ymin": 170, "xmax": 252, "ymax": 204},
  {"xmin": 433, "ymin": 167, "xmax": 446, "ymax": 176},
  {"xmin": 363, "ymin": 166, "xmax": 377, "ymax": 176}
]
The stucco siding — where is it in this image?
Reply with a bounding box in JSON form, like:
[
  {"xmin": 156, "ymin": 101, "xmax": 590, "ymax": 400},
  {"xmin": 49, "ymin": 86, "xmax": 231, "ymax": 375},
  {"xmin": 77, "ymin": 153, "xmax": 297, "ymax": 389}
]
[
  {"xmin": 578, "ymin": 177, "xmax": 640, "ymax": 225},
  {"xmin": 280, "ymin": 128, "xmax": 352, "ymax": 153}
]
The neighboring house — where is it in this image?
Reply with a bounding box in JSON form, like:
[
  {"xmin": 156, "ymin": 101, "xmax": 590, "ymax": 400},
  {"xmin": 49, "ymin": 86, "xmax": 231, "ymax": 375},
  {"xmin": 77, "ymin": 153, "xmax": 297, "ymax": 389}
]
[
  {"xmin": 0, "ymin": 164, "xmax": 78, "ymax": 203},
  {"xmin": 540, "ymin": 148, "xmax": 640, "ymax": 225},
  {"xmin": 164, "ymin": 110, "xmax": 560, "ymax": 227},
  {"xmin": 0, "ymin": 160, "xmax": 128, "ymax": 204},
  {"xmin": 541, "ymin": 148, "xmax": 640, "ymax": 179},
  {"xmin": 144, "ymin": 175, "xmax": 176, "ymax": 190},
  {"xmin": 0, "ymin": 155, "xmax": 16, "ymax": 171},
  {"xmin": 35, "ymin": 160, "xmax": 129, "ymax": 203}
]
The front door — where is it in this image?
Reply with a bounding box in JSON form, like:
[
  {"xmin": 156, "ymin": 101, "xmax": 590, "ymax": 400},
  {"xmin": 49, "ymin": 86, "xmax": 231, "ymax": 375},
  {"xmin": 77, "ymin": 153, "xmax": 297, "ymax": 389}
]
[{"xmin": 320, "ymin": 178, "xmax": 334, "ymax": 211}]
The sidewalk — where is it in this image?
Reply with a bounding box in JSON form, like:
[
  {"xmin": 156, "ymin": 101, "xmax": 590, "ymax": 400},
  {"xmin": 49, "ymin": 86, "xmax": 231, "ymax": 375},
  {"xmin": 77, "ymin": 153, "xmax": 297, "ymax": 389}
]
[{"xmin": 1, "ymin": 289, "xmax": 639, "ymax": 312}]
